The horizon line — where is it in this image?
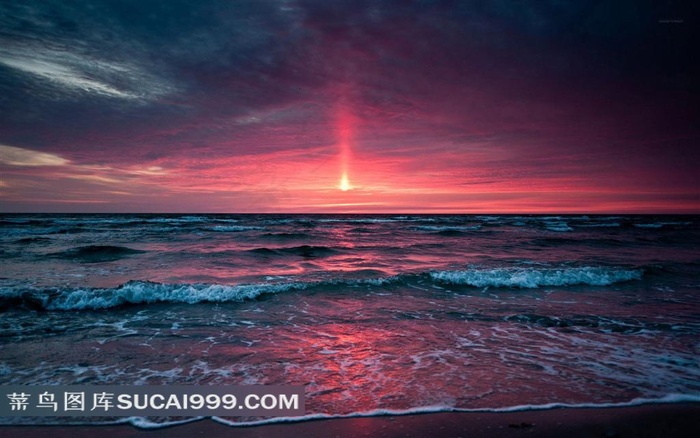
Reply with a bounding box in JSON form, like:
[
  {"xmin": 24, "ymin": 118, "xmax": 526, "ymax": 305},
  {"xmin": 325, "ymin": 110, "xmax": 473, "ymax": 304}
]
[{"xmin": 1, "ymin": 211, "xmax": 698, "ymax": 216}]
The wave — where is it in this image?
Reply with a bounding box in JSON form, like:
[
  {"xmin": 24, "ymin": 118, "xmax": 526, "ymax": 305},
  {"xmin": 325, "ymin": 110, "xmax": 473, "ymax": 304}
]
[
  {"xmin": 0, "ymin": 280, "xmax": 312, "ymax": 311},
  {"xmin": 208, "ymin": 225, "xmax": 264, "ymax": 232},
  {"xmin": 542, "ymin": 221, "xmax": 572, "ymax": 232},
  {"xmin": 0, "ymin": 264, "xmax": 646, "ymax": 311},
  {"xmin": 246, "ymin": 245, "xmax": 340, "ymax": 258},
  {"xmin": 0, "ymin": 218, "xmax": 54, "ymax": 226},
  {"xmin": 430, "ymin": 266, "xmax": 642, "ymax": 288},
  {"xmin": 634, "ymin": 222, "xmax": 691, "ymax": 229},
  {"xmin": 14, "ymin": 237, "xmax": 53, "ymax": 244},
  {"xmin": 0, "ymin": 278, "xmax": 383, "ymax": 311},
  {"xmin": 97, "ymin": 216, "xmax": 217, "ymax": 228},
  {"xmin": 121, "ymin": 216, "xmax": 210, "ymax": 225},
  {"xmin": 501, "ymin": 313, "xmax": 693, "ymax": 333},
  {"xmin": 413, "ymin": 225, "xmax": 482, "ymax": 233},
  {"xmin": 209, "ymin": 393, "xmax": 700, "ymax": 428},
  {"xmin": 530, "ymin": 237, "xmax": 628, "ymax": 248},
  {"xmin": 578, "ymin": 222, "xmax": 621, "ymax": 228},
  {"xmin": 49, "ymin": 245, "xmax": 146, "ymax": 263},
  {"xmin": 635, "ymin": 223, "xmax": 664, "ymax": 229},
  {"xmin": 317, "ymin": 217, "xmax": 420, "ymax": 224},
  {"xmin": 259, "ymin": 232, "xmax": 314, "ymax": 240}
]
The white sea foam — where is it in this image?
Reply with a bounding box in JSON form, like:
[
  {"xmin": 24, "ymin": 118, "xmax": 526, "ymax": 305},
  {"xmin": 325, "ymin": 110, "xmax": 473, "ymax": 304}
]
[
  {"xmin": 128, "ymin": 416, "xmax": 204, "ymax": 429},
  {"xmin": 317, "ymin": 218, "xmax": 410, "ymax": 224},
  {"xmin": 38, "ymin": 281, "xmax": 310, "ymax": 310},
  {"xmin": 7, "ymin": 393, "xmax": 697, "ymax": 429},
  {"xmin": 206, "ymin": 393, "xmax": 700, "ymax": 428},
  {"xmin": 635, "ymin": 222, "xmax": 691, "ymax": 229},
  {"xmin": 1, "ymin": 265, "xmax": 646, "ymax": 310},
  {"xmin": 430, "ymin": 266, "xmax": 643, "ymax": 288},
  {"xmin": 210, "ymin": 225, "xmax": 263, "ymax": 232},
  {"xmin": 578, "ymin": 222, "xmax": 621, "ymax": 228},
  {"xmin": 543, "ymin": 221, "xmax": 572, "ymax": 232},
  {"xmin": 0, "ymin": 275, "xmax": 407, "ymax": 310},
  {"xmin": 414, "ymin": 225, "xmax": 481, "ymax": 232}
]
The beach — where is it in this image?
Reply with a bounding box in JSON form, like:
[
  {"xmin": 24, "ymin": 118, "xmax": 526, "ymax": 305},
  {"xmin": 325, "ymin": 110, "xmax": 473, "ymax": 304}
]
[{"xmin": 2, "ymin": 403, "xmax": 699, "ymax": 438}]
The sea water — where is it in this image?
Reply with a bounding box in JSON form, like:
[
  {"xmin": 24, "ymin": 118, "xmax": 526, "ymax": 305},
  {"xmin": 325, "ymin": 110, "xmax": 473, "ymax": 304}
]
[{"xmin": 1, "ymin": 214, "xmax": 699, "ymax": 426}]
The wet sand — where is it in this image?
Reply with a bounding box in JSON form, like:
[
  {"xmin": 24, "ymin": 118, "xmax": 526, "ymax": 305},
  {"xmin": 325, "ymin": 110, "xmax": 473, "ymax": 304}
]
[{"xmin": 2, "ymin": 403, "xmax": 699, "ymax": 438}]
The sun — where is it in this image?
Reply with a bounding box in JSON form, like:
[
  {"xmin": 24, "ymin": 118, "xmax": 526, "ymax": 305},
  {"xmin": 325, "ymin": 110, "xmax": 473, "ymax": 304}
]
[{"xmin": 339, "ymin": 172, "xmax": 351, "ymax": 191}]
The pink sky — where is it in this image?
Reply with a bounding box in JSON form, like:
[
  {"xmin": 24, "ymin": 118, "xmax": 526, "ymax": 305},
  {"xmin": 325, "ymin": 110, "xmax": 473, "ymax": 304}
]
[{"xmin": 1, "ymin": 1, "xmax": 698, "ymax": 213}]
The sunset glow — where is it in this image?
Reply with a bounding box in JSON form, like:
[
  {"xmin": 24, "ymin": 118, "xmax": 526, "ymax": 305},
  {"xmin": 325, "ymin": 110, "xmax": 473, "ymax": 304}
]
[
  {"xmin": 339, "ymin": 173, "xmax": 351, "ymax": 192},
  {"xmin": 0, "ymin": 2, "xmax": 697, "ymax": 213}
]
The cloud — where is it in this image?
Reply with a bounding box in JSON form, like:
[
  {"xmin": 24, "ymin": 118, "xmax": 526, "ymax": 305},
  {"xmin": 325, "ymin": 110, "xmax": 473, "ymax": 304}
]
[
  {"xmin": 0, "ymin": 55, "xmax": 132, "ymax": 99},
  {"xmin": 0, "ymin": 144, "xmax": 69, "ymax": 166},
  {"xmin": 1, "ymin": 145, "xmax": 171, "ymax": 193},
  {"xmin": 0, "ymin": 46, "xmax": 175, "ymax": 101},
  {"xmin": 0, "ymin": 1, "xmax": 178, "ymax": 103}
]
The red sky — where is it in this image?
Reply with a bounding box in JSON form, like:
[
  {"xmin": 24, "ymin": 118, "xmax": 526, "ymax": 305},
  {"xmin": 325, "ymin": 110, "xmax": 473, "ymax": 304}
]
[{"xmin": 1, "ymin": 1, "xmax": 698, "ymax": 213}]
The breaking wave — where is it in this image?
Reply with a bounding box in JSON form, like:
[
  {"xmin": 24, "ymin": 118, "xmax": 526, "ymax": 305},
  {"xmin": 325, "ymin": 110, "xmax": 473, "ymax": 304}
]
[
  {"xmin": 50, "ymin": 245, "xmax": 146, "ymax": 263},
  {"xmin": 0, "ymin": 265, "xmax": 646, "ymax": 311},
  {"xmin": 430, "ymin": 266, "xmax": 643, "ymax": 288}
]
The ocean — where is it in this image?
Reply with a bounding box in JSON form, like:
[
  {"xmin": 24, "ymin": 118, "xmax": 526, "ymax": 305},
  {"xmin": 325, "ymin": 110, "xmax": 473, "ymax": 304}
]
[{"xmin": 1, "ymin": 214, "xmax": 699, "ymax": 427}]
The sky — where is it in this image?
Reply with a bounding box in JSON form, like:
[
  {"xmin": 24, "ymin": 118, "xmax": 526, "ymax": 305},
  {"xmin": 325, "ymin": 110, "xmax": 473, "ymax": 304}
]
[{"xmin": 0, "ymin": 0, "xmax": 698, "ymax": 213}]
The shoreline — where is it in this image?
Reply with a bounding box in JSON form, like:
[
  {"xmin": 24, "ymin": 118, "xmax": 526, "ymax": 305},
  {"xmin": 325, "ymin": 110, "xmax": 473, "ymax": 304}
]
[{"xmin": 2, "ymin": 403, "xmax": 699, "ymax": 438}]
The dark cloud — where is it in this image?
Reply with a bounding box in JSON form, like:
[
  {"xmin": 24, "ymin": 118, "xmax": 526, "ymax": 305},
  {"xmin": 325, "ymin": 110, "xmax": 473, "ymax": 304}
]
[{"xmin": 0, "ymin": 0, "xmax": 697, "ymax": 212}]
